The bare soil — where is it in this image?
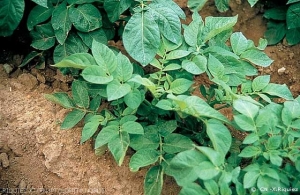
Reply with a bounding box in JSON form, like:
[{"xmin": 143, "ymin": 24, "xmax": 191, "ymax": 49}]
[{"xmin": 0, "ymin": 0, "xmax": 299, "ymax": 194}]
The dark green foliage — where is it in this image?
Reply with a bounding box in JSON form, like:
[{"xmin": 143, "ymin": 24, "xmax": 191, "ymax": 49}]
[
  {"xmin": 0, "ymin": 0, "xmax": 25, "ymax": 36},
  {"xmin": 46, "ymin": 4, "xmax": 300, "ymax": 193},
  {"xmin": 263, "ymin": 1, "xmax": 300, "ymax": 45}
]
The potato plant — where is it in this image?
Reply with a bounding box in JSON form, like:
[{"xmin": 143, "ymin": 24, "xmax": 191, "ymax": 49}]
[
  {"xmin": 263, "ymin": 0, "xmax": 300, "ymax": 45},
  {"xmin": 189, "ymin": 0, "xmax": 300, "ymax": 46},
  {"xmin": 2, "ymin": 0, "xmax": 298, "ymax": 194}
]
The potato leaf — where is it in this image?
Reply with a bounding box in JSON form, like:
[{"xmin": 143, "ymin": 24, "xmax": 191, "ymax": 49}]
[
  {"xmin": 123, "ymin": 11, "xmax": 160, "ymax": 66},
  {"xmin": 144, "ymin": 166, "xmax": 164, "ymax": 195},
  {"xmin": 69, "ymin": 4, "xmax": 102, "ymax": 32},
  {"xmin": 61, "ymin": 109, "xmax": 86, "ymax": 130},
  {"xmin": 51, "ymin": 2, "xmax": 72, "ymax": 44},
  {"xmin": 0, "ymin": 0, "xmax": 24, "ymax": 36},
  {"xmin": 129, "ymin": 150, "xmax": 160, "ymax": 172}
]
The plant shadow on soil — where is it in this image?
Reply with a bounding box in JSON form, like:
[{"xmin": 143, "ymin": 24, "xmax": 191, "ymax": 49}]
[{"xmin": 0, "ymin": 0, "xmax": 300, "ymax": 194}]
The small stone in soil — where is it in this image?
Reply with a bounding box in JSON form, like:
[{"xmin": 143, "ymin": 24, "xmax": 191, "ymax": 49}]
[
  {"xmin": 88, "ymin": 176, "xmax": 103, "ymax": 194},
  {"xmin": 0, "ymin": 153, "xmax": 10, "ymax": 168},
  {"xmin": 3, "ymin": 64, "xmax": 13, "ymax": 74},
  {"xmin": 278, "ymin": 67, "xmax": 286, "ymax": 75},
  {"xmin": 19, "ymin": 179, "xmax": 27, "ymax": 189}
]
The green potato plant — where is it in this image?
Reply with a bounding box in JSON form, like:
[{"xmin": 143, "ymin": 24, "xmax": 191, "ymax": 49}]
[
  {"xmin": 263, "ymin": 0, "xmax": 300, "ymax": 45},
  {"xmin": 188, "ymin": 0, "xmax": 300, "ymax": 46},
  {"xmin": 45, "ymin": 1, "xmax": 300, "ymax": 194},
  {"xmin": 16, "ymin": 0, "xmax": 139, "ymax": 67}
]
